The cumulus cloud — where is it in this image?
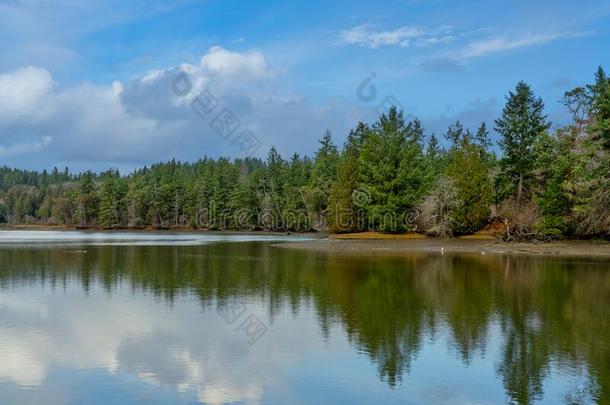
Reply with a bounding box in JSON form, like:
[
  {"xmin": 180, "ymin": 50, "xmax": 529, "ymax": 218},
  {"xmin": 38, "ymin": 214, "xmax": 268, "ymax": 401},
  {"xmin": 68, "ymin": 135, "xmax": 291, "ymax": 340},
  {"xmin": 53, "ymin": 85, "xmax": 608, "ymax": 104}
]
[
  {"xmin": 0, "ymin": 46, "xmax": 363, "ymax": 171},
  {"xmin": 201, "ymin": 46, "xmax": 270, "ymax": 78},
  {"xmin": 339, "ymin": 24, "xmax": 455, "ymax": 49},
  {"xmin": 0, "ymin": 66, "xmax": 54, "ymax": 123}
]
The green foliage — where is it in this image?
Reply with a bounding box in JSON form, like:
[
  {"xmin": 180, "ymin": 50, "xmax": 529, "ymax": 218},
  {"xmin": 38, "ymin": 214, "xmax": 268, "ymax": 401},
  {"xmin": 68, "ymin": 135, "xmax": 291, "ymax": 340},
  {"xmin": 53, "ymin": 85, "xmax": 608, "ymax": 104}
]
[
  {"xmin": 310, "ymin": 131, "xmax": 339, "ymax": 217},
  {"xmin": 572, "ymin": 130, "xmax": 610, "ymax": 236},
  {"xmin": 328, "ymin": 123, "xmax": 369, "ymax": 232},
  {"xmin": 425, "ymin": 133, "xmax": 446, "ymax": 178},
  {"xmin": 445, "ymin": 132, "xmax": 494, "ymax": 234},
  {"xmin": 588, "ymin": 67, "xmax": 610, "ymax": 148},
  {"xmin": 359, "ymin": 108, "xmax": 428, "ymax": 232},
  {"xmin": 99, "ymin": 171, "xmax": 127, "ymax": 228},
  {"xmin": 76, "ymin": 171, "xmax": 99, "ymax": 226},
  {"xmin": 531, "ymin": 130, "xmax": 575, "ymax": 236}
]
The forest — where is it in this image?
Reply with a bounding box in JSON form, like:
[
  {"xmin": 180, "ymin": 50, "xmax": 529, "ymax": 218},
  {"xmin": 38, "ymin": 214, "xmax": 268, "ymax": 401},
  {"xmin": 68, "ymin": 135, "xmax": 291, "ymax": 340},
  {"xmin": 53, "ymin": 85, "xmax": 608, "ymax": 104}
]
[{"xmin": 1, "ymin": 67, "xmax": 609, "ymax": 240}]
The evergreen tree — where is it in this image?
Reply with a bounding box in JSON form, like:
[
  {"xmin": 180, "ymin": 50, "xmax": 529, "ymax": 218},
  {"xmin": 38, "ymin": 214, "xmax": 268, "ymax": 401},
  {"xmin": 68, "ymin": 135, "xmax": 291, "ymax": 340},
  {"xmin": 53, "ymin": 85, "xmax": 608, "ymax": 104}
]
[
  {"xmin": 475, "ymin": 122, "xmax": 492, "ymax": 151},
  {"xmin": 310, "ymin": 131, "xmax": 339, "ymax": 218},
  {"xmin": 328, "ymin": 123, "xmax": 369, "ymax": 232},
  {"xmin": 284, "ymin": 153, "xmax": 312, "ymax": 230},
  {"xmin": 261, "ymin": 147, "xmax": 286, "ymax": 230},
  {"xmin": 495, "ymin": 81, "xmax": 551, "ymax": 206},
  {"xmin": 531, "ymin": 130, "xmax": 574, "ymax": 236},
  {"xmin": 426, "ymin": 133, "xmax": 441, "ymax": 160},
  {"xmin": 424, "ymin": 133, "xmax": 446, "ymax": 180},
  {"xmin": 572, "ymin": 67, "xmax": 610, "ymax": 236},
  {"xmin": 359, "ymin": 108, "xmax": 428, "ymax": 232},
  {"xmin": 445, "ymin": 121, "xmax": 465, "ymax": 147},
  {"xmin": 446, "ymin": 131, "xmax": 494, "ymax": 233},
  {"xmin": 76, "ymin": 171, "xmax": 99, "ymax": 226},
  {"xmin": 99, "ymin": 171, "xmax": 126, "ymax": 228},
  {"xmin": 588, "ymin": 66, "xmax": 610, "ymax": 148}
]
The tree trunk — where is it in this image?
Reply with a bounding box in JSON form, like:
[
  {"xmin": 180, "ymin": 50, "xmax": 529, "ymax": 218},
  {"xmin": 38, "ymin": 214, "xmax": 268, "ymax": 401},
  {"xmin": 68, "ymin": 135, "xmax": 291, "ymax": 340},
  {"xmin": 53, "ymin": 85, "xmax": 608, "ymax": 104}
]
[{"xmin": 517, "ymin": 174, "xmax": 523, "ymax": 207}]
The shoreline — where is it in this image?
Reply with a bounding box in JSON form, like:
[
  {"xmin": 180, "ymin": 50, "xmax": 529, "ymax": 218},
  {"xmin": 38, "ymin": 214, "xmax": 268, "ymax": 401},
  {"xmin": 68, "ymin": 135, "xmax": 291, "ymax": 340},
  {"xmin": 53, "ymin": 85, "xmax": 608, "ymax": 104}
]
[
  {"xmin": 274, "ymin": 238, "xmax": 610, "ymax": 258},
  {"xmin": 1, "ymin": 226, "xmax": 609, "ymax": 257}
]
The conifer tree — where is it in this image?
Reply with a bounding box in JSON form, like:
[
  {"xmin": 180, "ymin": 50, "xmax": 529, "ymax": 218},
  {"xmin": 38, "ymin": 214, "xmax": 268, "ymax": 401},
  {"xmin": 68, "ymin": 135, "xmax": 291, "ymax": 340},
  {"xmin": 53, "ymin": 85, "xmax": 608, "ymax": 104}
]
[
  {"xmin": 446, "ymin": 132, "xmax": 493, "ymax": 233},
  {"xmin": 359, "ymin": 108, "xmax": 427, "ymax": 232},
  {"xmin": 495, "ymin": 82, "xmax": 551, "ymax": 206},
  {"xmin": 328, "ymin": 123, "xmax": 369, "ymax": 232},
  {"xmin": 76, "ymin": 171, "xmax": 99, "ymax": 226},
  {"xmin": 311, "ymin": 131, "xmax": 339, "ymax": 217},
  {"xmin": 588, "ymin": 67, "xmax": 610, "ymax": 148},
  {"xmin": 99, "ymin": 171, "xmax": 126, "ymax": 228}
]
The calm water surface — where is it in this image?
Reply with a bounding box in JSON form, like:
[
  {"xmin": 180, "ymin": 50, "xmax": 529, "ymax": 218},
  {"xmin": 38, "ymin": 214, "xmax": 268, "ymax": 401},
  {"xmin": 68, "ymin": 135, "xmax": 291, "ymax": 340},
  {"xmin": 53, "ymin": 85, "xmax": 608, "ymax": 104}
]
[{"xmin": 0, "ymin": 231, "xmax": 608, "ymax": 404}]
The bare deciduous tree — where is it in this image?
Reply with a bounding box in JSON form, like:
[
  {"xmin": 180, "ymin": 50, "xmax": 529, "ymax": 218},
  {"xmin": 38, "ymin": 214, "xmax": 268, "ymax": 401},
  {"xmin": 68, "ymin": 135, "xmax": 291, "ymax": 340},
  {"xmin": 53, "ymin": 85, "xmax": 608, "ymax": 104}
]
[{"xmin": 416, "ymin": 177, "xmax": 462, "ymax": 238}]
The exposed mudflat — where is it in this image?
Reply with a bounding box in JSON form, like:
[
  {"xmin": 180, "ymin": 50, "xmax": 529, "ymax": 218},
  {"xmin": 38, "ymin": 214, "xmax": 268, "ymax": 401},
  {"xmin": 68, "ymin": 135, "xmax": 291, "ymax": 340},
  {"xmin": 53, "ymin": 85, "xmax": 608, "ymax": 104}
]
[{"xmin": 275, "ymin": 238, "xmax": 610, "ymax": 257}]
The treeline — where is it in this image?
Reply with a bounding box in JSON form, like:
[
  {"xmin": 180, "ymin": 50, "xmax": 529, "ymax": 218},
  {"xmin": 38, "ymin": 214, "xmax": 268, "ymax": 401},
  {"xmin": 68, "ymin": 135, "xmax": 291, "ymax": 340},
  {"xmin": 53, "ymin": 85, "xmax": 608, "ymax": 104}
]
[{"xmin": 1, "ymin": 67, "xmax": 609, "ymax": 239}]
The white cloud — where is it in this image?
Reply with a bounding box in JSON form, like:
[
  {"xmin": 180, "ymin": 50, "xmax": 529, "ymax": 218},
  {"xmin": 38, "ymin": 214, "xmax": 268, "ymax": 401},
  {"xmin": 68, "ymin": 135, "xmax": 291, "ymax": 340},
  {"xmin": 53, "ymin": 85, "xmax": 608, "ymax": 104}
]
[
  {"xmin": 340, "ymin": 23, "xmax": 588, "ymax": 59},
  {"xmin": 201, "ymin": 46, "xmax": 270, "ymax": 78},
  {"xmin": 454, "ymin": 31, "xmax": 589, "ymax": 60},
  {"xmin": 0, "ymin": 46, "xmax": 363, "ymax": 170},
  {"xmin": 339, "ymin": 24, "xmax": 455, "ymax": 49},
  {"xmin": 0, "ymin": 66, "xmax": 54, "ymax": 123}
]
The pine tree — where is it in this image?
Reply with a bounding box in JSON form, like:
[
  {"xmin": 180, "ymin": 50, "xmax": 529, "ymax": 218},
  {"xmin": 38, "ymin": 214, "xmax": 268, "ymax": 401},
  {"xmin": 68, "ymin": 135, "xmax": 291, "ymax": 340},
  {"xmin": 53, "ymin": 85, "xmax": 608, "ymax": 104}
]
[
  {"xmin": 262, "ymin": 147, "xmax": 286, "ymax": 230},
  {"xmin": 445, "ymin": 121, "xmax": 465, "ymax": 148},
  {"xmin": 283, "ymin": 153, "xmax": 312, "ymax": 230},
  {"xmin": 76, "ymin": 171, "xmax": 99, "ymax": 226},
  {"xmin": 446, "ymin": 132, "xmax": 493, "ymax": 233},
  {"xmin": 328, "ymin": 123, "xmax": 369, "ymax": 232},
  {"xmin": 588, "ymin": 66, "xmax": 610, "ymax": 148},
  {"xmin": 495, "ymin": 81, "xmax": 551, "ymax": 206},
  {"xmin": 99, "ymin": 171, "xmax": 125, "ymax": 228},
  {"xmin": 359, "ymin": 107, "xmax": 427, "ymax": 232},
  {"xmin": 311, "ymin": 131, "xmax": 339, "ymax": 217},
  {"xmin": 572, "ymin": 67, "xmax": 610, "ymax": 236},
  {"xmin": 531, "ymin": 130, "xmax": 574, "ymax": 236},
  {"xmin": 426, "ymin": 133, "xmax": 441, "ymax": 160},
  {"xmin": 424, "ymin": 133, "xmax": 445, "ymax": 180},
  {"xmin": 475, "ymin": 122, "xmax": 491, "ymax": 151}
]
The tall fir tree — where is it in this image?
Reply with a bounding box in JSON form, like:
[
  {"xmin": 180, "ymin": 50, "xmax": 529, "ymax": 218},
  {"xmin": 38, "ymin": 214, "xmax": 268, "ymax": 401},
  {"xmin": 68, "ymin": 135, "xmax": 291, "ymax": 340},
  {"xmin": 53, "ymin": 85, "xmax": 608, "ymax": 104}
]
[
  {"xmin": 310, "ymin": 131, "xmax": 339, "ymax": 219},
  {"xmin": 588, "ymin": 66, "xmax": 610, "ymax": 148},
  {"xmin": 76, "ymin": 171, "xmax": 99, "ymax": 226},
  {"xmin": 495, "ymin": 81, "xmax": 551, "ymax": 206}
]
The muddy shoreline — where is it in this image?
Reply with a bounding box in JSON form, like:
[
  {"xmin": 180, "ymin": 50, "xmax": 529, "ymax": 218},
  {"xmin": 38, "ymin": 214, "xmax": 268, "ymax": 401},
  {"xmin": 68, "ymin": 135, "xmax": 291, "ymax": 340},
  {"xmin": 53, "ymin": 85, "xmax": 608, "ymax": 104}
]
[
  {"xmin": 1, "ymin": 226, "xmax": 609, "ymax": 257},
  {"xmin": 274, "ymin": 238, "xmax": 610, "ymax": 257}
]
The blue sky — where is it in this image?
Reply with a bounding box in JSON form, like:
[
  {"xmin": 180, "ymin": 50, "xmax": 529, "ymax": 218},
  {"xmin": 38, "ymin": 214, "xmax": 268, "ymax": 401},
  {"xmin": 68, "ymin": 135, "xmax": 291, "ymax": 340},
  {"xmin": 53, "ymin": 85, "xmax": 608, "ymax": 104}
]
[{"xmin": 0, "ymin": 0, "xmax": 609, "ymax": 171}]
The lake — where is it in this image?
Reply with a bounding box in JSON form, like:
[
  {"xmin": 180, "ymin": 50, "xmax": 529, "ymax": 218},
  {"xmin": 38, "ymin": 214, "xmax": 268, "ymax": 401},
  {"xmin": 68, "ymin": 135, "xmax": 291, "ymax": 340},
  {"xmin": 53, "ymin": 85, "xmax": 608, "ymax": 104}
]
[{"xmin": 0, "ymin": 231, "xmax": 608, "ymax": 404}]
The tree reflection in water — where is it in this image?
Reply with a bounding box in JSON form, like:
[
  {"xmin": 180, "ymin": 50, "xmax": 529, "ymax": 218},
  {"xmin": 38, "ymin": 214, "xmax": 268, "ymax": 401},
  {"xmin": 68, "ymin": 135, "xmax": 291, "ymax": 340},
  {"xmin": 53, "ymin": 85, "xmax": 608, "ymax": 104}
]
[{"xmin": 0, "ymin": 243, "xmax": 608, "ymax": 404}]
